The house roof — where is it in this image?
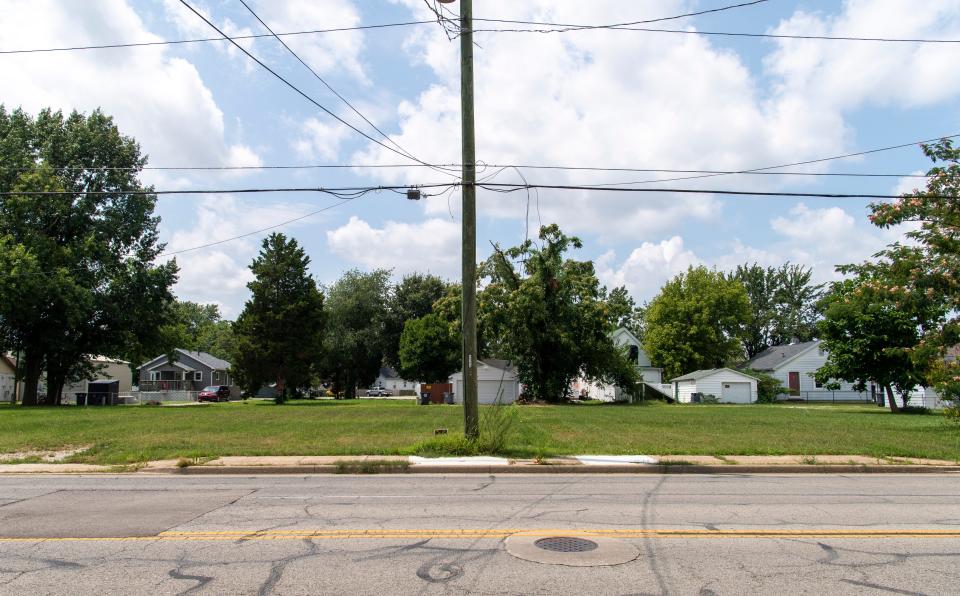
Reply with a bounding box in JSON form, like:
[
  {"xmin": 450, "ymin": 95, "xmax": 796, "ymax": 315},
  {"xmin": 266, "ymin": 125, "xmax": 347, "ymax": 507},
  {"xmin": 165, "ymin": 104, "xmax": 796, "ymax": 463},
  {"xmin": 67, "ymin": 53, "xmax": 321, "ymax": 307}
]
[
  {"xmin": 743, "ymin": 341, "xmax": 819, "ymax": 371},
  {"xmin": 670, "ymin": 368, "xmax": 758, "ymax": 383},
  {"xmin": 378, "ymin": 366, "xmax": 401, "ymax": 380},
  {"xmin": 139, "ymin": 349, "xmax": 230, "ymax": 371},
  {"xmin": 482, "ymin": 359, "xmax": 515, "ymax": 373},
  {"xmin": 177, "ymin": 349, "xmax": 231, "ymax": 370}
]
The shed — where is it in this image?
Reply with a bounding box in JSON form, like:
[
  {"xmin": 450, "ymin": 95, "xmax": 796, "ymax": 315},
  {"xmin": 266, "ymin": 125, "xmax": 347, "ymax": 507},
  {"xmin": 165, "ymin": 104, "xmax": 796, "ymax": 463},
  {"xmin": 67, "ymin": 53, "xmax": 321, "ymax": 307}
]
[
  {"xmin": 449, "ymin": 360, "xmax": 519, "ymax": 404},
  {"xmin": 670, "ymin": 368, "xmax": 758, "ymax": 404}
]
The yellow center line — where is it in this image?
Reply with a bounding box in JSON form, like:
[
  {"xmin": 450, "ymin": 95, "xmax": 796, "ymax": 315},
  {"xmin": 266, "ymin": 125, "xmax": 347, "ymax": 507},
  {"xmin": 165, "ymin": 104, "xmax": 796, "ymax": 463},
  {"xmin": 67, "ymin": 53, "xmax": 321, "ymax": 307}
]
[{"xmin": 1, "ymin": 528, "xmax": 959, "ymax": 542}]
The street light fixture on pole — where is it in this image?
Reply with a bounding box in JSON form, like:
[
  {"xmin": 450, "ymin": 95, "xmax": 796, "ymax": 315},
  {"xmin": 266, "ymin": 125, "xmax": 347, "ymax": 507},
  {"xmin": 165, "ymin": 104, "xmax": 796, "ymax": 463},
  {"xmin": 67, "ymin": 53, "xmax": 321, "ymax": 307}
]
[{"xmin": 438, "ymin": 0, "xmax": 478, "ymax": 438}]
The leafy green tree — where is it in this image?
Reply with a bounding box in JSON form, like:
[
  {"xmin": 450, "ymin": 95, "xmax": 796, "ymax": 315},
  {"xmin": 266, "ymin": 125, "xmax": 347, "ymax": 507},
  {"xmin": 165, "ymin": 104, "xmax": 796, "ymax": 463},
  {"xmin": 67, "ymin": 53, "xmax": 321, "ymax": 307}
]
[
  {"xmin": 868, "ymin": 139, "xmax": 960, "ymax": 404},
  {"xmin": 383, "ymin": 273, "xmax": 446, "ymax": 368},
  {"xmin": 644, "ymin": 266, "xmax": 752, "ymax": 380},
  {"xmin": 814, "ymin": 249, "xmax": 946, "ymax": 413},
  {"xmin": 398, "ymin": 313, "xmax": 460, "ymax": 383},
  {"xmin": 479, "ymin": 225, "xmax": 639, "ymax": 402},
  {"xmin": 233, "ymin": 234, "xmax": 324, "ymax": 404},
  {"xmin": 742, "ymin": 368, "xmax": 787, "ymax": 403},
  {"xmin": 319, "ymin": 269, "xmax": 391, "ymax": 398},
  {"xmin": 732, "ymin": 263, "xmax": 822, "ymax": 357},
  {"xmin": 0, "ymin": 106, "xmax": 178, "ymax": 405},
  {"xmin": 605, "ymin": 286, "xmax": 646, "ymax": 339},
  {"xmin": 166, "ymin": 300, "xmax": 236, "ymax": 361}
]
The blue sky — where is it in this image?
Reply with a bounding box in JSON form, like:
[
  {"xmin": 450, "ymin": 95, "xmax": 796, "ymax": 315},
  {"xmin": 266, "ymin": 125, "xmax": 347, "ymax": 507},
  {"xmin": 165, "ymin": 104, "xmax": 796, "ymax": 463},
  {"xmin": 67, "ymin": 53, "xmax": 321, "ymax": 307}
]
[{"xmin": 2, "ymin": 0, "xmax": 959, "ymax": 316}]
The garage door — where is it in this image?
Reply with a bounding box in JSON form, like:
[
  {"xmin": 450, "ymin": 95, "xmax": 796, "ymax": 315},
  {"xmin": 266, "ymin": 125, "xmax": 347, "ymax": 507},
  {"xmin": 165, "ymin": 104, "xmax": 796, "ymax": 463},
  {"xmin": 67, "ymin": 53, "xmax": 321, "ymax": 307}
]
[
  {"xmin": 454, "ymin": 380, "xmax": 517, "ymax": 404},
  {"xmin": 721, "ymin": 382, "xmax": 751, "ymax": 403}
]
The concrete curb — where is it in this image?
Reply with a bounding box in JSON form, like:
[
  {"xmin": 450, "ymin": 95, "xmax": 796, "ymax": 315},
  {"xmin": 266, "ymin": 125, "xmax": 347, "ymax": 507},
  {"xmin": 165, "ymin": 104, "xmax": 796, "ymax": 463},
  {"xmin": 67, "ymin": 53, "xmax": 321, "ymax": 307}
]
[{"xmin": 145, "ymin": 464, "xmax": 960, "ymax": 475}]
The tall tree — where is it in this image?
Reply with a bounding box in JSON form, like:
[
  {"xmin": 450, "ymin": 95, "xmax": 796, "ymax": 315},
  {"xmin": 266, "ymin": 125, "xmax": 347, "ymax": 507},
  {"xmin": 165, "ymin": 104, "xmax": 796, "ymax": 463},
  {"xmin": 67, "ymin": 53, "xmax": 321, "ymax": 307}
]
[
  {"xmin": 383, "ymin": 273, "xmax": 446, "ymax": 368},
  {"xmin": 605, "ymin": 286, "xmax": 646, "ymax": 340},
  {"xmin": 398, "ymin": 313, "xmax": 461, "ymax": 383},
  {"xmin": 480, "ymin": 225, "xmax": 639, "ymax": 402},
  {"xmin": 860, "ymin": 138, "xmax": 960, "ymax": 402},
  {"xmin": 0, "ymin": 106, "xmax": 178, "ymax": 405},
  {"xmin": 166, "ymin": 300, "xmax": 236, "ymax": 361},
  {"xmin": 814, "ymin": 248, "xmax": 946, "ymax": 412},
  {"xmin": 233, "ymin": 234, "xmax": 324, "ymax": 404},
  {"xmin": 644, "ymin": 266, "xmax": 752, "ymax": 380},
  {"xmin": 319, "ymin": 269, "xmax": 391, "ymax": 399},
  {"xmin": 732, "ymin": 263, "xmax": 822, "ymax": 358}
]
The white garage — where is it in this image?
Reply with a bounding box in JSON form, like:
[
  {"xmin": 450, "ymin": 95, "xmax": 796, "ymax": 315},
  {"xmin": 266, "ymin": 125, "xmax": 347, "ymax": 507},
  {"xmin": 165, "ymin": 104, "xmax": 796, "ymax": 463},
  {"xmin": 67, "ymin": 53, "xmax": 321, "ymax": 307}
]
[
  {"xmin": 670, "ymin": 368, "xmax": 759, "ymax": 404},
  {"xmin": 449, "ymin": 359, "xmax": 519, "ymax": 404}
]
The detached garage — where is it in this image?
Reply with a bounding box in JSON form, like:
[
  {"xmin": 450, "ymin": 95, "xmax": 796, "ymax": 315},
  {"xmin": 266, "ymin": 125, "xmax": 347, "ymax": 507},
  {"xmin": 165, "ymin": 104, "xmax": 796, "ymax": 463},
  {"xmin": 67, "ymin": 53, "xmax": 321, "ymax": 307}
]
[
  {"xmin": 670, "ymin": 368, "xmax": 758, "ymax": 404},
  {"xmin": 449, "ymin": 359, "xmax": 519, "ymax": 404}
]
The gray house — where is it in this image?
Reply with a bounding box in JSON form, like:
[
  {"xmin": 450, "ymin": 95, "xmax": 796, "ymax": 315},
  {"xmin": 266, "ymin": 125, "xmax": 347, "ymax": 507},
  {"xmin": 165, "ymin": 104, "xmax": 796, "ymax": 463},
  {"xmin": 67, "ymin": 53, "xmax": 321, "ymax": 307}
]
[{"xmin": 138, "ymin": 349, "xmax": 233, "ymax": 395}]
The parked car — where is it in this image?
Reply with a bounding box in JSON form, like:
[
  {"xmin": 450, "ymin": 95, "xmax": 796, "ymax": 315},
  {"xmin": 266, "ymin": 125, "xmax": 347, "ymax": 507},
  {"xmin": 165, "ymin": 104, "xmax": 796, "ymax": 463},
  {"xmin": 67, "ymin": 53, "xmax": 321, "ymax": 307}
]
[
  {"xmin": 199, "ymin": 385, "xmax": 231, "ymax": 402},
  {"xmin": 366, "ymin": 386, "xmax": 390, "ymax": 397}
]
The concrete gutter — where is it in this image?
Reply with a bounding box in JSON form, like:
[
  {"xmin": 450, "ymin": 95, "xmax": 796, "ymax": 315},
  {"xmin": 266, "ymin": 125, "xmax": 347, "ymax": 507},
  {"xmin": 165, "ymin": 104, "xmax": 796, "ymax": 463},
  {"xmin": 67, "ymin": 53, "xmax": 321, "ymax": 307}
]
[{"xmin": 2, "ymin": 454, "xmax": 959, "ymax": 475}]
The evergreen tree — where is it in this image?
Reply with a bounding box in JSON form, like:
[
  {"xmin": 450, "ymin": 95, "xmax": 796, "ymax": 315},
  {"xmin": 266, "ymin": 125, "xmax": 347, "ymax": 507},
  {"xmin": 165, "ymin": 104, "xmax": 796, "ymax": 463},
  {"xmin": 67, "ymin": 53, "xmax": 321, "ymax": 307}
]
[{"xmin": 233, "ymin": 233, "xmax": 324, "ymax": 403}]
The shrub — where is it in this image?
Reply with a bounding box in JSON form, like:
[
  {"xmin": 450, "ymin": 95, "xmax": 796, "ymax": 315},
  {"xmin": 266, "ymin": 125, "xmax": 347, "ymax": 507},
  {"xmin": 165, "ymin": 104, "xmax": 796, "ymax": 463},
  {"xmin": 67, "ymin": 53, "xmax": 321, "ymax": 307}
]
[{"xmin": 743, "ymin": 369, "xmax": 787, "ymax": 403}]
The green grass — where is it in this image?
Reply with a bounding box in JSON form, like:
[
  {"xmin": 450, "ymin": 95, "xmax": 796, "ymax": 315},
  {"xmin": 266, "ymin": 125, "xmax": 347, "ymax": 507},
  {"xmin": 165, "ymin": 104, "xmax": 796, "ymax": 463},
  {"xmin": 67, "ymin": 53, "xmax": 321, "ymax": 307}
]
[{"xmin": 0, "ymin": 399, "xmax": 958, "ymax": 464}]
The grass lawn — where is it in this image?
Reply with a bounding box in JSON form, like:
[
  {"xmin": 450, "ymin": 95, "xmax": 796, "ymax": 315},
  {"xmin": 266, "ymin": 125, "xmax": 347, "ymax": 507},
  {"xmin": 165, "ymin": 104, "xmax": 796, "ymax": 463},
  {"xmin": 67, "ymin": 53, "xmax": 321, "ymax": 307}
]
[{"xmin": 0, "ymin": 400, "xmax": 958, "ymax": 464}]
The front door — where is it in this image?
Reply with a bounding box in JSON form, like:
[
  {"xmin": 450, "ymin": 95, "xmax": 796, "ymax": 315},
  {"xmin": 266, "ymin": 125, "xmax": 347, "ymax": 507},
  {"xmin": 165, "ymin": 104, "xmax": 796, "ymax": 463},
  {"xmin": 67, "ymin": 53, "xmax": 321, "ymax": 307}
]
[{"xmin": 788, "ymin": 372, "xmax": 800, "ymax": 396}]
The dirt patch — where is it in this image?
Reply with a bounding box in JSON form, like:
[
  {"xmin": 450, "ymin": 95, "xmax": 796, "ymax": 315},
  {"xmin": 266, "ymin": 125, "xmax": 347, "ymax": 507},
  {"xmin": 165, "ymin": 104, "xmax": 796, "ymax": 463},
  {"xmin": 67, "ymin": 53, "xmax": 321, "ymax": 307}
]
[{"xmin": 0, "ymin": 445, "xmax": 91, "ymax": 463}]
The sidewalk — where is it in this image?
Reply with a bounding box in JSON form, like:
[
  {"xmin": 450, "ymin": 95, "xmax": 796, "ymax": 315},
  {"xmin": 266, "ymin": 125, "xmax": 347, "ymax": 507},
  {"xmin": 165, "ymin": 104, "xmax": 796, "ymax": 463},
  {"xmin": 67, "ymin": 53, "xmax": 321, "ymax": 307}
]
[{"xmin": 2, "ymin": 454, "xmax": 958, "ymax": 474}]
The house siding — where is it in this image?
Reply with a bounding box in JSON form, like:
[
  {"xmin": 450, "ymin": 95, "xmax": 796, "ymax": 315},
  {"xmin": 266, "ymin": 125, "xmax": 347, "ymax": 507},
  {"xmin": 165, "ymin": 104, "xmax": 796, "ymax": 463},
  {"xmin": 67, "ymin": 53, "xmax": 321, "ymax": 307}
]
[
  {"xmin": 761, "ymin": 344, "xmax": 864, "ymax": 399},
  {"xmin": 673, "ymin": 370, "xmax": 758, "ymax": 403},
  {"xmin": 63, "ymin": 359, "xmax": 132, "ymax": 398}
]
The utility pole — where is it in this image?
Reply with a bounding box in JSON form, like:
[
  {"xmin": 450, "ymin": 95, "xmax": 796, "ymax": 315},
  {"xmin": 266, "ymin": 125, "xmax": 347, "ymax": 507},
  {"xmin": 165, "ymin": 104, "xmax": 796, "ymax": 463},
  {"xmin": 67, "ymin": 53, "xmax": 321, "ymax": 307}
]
[{"xmin": 444, "ymin": 0, "xmax": 479, "ymax": 438}]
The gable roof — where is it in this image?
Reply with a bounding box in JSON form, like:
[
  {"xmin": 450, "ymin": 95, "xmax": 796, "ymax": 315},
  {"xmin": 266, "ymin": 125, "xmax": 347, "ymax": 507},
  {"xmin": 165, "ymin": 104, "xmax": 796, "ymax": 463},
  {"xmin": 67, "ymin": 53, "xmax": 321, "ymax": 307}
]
[
  {"xmin": 744, "ymin": 340, "xmax": 819, "ymax": 371},
  {"xmin": 670, "ymin": 368, "xmax": 758, "ymax": 383},
  {"xmin": 139, "ymin": 349, "xmax": 230, "ymax": 371},
  {"xmin": 611, "ymin": 327, "xmax": 642, "ymax": 347},
  {"xmin": 378, "ymin": 366, "xmax": 401, "ymax": 380},
  {"xmin": 482, "ymin": 359, "xmax": 515, "ymax": 373}
]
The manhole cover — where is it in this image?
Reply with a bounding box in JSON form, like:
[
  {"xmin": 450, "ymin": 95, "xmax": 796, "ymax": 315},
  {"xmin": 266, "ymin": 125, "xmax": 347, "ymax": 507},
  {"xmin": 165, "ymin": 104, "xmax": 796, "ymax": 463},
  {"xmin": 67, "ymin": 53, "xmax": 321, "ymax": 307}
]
[
  {"xmin": 505, "ymin": 534, "xmax": 639, "ymax": 567},
  {"xmin": 534, "ymin": 537, "xmax": 598, "ymax": 553}
]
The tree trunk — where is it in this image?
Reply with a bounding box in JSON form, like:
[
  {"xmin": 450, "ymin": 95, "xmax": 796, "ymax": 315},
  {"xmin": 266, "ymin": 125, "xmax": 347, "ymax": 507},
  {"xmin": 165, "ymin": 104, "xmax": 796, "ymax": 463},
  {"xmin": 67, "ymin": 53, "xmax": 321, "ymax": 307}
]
[
  {"xmin": 21, "ymin": 355, "xmax": 42, "ymax": 406},
  {"xmin": 885, "ymin": 384, "xmax": 900, "ymax": 413},
  {"xmin": 47, "ymin": 366, "xmax": 65, "ymax": 407}
]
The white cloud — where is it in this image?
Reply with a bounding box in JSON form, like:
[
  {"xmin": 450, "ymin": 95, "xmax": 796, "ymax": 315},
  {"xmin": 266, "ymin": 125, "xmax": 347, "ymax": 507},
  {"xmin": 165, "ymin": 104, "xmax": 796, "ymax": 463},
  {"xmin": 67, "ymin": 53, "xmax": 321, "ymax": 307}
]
[
  {"xmin": 596, "ymin": 236, "xmax": 700, "ymax": 300},
  {"xmin": 326, "ymin": 216, "xmax": 460, "ymax": 277},
  {"xmin": 0, "ymin": 0, "xmax": 261, "ymax": 182},
  {"xmin": 162, "ymin": 195, "xmax": 320, "ymax": 317},
  {"xmin": 249, "ymin": 0, "xmax": 367, "ymax": 82},
  {"xmin": 293, "ymin": 117, "xmax": 350, "ymax": 161},
  {"xmin": 892, "ymin": 170, "xmax": 928, "ymax": 197}
]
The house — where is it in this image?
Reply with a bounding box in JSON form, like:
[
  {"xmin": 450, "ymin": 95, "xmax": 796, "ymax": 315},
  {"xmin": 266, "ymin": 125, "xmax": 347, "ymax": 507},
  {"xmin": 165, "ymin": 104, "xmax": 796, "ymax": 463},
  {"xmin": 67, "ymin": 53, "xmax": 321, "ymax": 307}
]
[
  {"xmin": 670, "ymin": 368, "xmax": 758, "ymax": 403},
  {"xmin": 137, "ymin": 349, "xmax": 233, "ymax": 399},
  {"xmin": 570, "ymin": 327, "xmax": 665, "ymax": 402},
  {"xmin": 449, "ymin": 359, "xmax": 519, "ymax": 404},
  {"xmin": 371, "ymin": 366, "xmax": 420, "ymax": 396},
  {"xmin": 62, "ymin": 356, "xmax": 133, "ymax": 403},
  {"xmin": 743, "ymin": 340, "xmax": 866, "ymax": 400},
  {"xmin": 0, "ymin": 354, "xmax": 15, "ymax": 403}
]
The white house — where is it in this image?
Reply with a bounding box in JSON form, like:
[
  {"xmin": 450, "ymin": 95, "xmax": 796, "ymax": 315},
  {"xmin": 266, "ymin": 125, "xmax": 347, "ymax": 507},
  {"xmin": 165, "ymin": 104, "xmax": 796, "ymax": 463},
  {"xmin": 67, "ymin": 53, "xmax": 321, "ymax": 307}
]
[
  {"xmin": 62, "ymin": 356, "xmax": 133, "ymax": 402},
  {"xmin": 670, "ymin": 368, "xmax": 758, "ymax": 404},
  {"xmin": 743, "ymin": 340, "xmax": 866, "ymax": 400},
  {"xmin": 0, "ymin": 354, "xmax": 16, "ymax": 403},
  {"xmin": 570, "ymin": 327, "xmax": 665, "ymax": 402},
  {"xmin": 372, "ymin": 367, "xmax": 419, "ymax": 396},
  {"xmin": 449, "ymin": 359, "xmax": 519, "ymax": 404}
]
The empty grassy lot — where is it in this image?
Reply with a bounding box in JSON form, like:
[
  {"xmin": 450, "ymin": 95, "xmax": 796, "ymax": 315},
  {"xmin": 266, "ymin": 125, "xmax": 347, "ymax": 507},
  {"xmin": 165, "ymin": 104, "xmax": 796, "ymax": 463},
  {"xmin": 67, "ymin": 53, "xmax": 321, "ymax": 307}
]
[{"xmin": 0, "ymin": 400, "xmax": 957, "ymax": 464}]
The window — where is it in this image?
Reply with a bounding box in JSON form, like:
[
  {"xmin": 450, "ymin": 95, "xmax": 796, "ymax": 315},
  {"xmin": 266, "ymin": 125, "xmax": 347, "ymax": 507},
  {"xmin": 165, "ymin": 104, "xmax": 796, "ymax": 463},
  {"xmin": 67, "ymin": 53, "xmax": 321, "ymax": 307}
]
[
  {"xmin": 194, "ymin": 371, "xmax": 202, "ymax": 381},
  {"xmin": 628, "ymin": 345, "xmax": 639, "ymax": 364},
  {"xmin": 815, "ymin": 379, "xmax": 823, "ymax": 388}
]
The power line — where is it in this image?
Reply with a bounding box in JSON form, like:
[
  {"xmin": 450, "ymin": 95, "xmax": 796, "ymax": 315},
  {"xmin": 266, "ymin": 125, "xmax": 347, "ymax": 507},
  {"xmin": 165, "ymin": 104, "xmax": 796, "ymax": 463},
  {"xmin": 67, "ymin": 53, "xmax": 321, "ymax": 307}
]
[
  {"xmin": 236, "ymin": 0, "xmax": 443, "ymax": 177},
  {"xmin": 176, "ymin": 0, "xmax": 455, "ymax": 178},
  {"xmin": 0, "ymin": 21, "xmax": 432, "ymax": 55},
  {"xmin": 472, "ymin": 0, "xmax": 770, "ymax": 32},
  {"xmin": 472, "ymin": 23, "xmax": 960, "ymax": 44},
  {"xmin": 0, "ymin": 183, "xmax": 943, "ymax": 201}
]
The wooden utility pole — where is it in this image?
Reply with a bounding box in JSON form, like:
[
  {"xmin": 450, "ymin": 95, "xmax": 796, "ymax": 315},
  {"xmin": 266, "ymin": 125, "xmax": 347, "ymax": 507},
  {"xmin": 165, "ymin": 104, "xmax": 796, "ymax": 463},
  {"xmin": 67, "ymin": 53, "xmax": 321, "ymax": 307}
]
[{"xmin": 458, "ymin": 0, "xmax": 479, "ymax": 439}]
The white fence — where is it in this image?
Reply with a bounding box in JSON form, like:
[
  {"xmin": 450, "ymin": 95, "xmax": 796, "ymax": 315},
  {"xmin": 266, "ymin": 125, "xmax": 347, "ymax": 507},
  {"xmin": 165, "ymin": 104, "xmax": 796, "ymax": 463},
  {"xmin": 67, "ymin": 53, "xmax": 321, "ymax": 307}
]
[
  {"xmin": 133, "ymin": 391, "xmax": 200, "ymax": 404},
  {"xmin": 780, "ymin": 390, "xmax": 872, "ymax": 403}
]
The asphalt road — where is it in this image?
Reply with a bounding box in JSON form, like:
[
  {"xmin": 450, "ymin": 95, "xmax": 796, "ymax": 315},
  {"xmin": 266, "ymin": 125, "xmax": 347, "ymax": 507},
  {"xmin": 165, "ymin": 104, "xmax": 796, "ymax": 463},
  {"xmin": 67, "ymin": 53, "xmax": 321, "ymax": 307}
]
[{"xmin": 1, "ymin": 473, "xmax": 959, "ymax": 595}]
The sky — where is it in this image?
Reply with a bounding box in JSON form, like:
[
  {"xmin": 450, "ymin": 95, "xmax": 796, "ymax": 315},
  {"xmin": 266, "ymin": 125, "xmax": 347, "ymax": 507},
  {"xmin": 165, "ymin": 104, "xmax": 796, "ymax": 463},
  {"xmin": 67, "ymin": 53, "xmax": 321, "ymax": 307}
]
[{"xmin": 1, "ymin": 0, "xmax": 959, "ymax": 317}]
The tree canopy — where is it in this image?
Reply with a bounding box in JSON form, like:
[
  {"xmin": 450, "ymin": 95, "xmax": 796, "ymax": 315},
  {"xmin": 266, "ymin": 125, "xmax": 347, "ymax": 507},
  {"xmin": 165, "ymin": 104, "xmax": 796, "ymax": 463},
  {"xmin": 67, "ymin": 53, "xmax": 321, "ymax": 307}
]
[
  {"xmin": 0, "ymin": 106, "xmax": 177, "ymax": 405},
  {"xmin": 233, "ymin": 233, "xmax": 324, "ymax": 403},
  {"xmin": 167, "ymin": 301, "xmax": 236, "ymax": 362},
  {"xmin": 732, "ymin": 263, "xmax": 822, "ymax": 358},
  {"xmin": 319, "ymin": 269, "xmax": 391, "ymax": 398},
  {"xmin": 479, "ymin": 224, "xmax": 639, "ymax": 402},
  {"xmin": 643, "ymin": 266, "xmax": 751, "ymax": 380},
  {"xmin": 383, "ymin": 273, "xmax": 446, "ymax": 369},
  {"xmin": 398, "ymin": 313, "xmax": 460, "ymax": 383}
]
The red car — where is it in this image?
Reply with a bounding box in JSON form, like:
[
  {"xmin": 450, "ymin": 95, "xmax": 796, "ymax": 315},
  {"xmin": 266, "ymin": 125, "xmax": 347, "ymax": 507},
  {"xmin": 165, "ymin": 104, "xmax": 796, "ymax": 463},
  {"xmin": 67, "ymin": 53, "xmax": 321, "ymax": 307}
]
[{"xmin": 198, "ymin": 385, "xmax": 231, "ymax": 402}]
